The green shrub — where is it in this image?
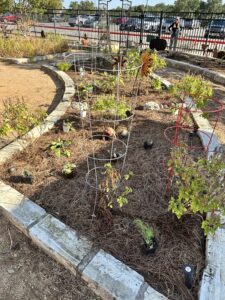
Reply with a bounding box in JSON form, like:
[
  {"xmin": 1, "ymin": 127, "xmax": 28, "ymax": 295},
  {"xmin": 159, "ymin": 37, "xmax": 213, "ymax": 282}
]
[
  {"xmin": 92, "ymin": 95, "xmax": 131, "ymax": 119},
  {"xmin": 56, "ymin": 61, "xmax": 72, "ymax": 72}
]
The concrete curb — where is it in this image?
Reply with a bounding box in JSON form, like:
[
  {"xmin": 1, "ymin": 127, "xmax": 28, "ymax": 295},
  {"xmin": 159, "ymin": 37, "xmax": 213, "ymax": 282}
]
[
  {"xmin": 0, "ymin": 179, "xmax": 167, "ymax": 300},
  {"xmin": 0, "ymin": 65, "xmax": 75, "ymax": 164},
  {"xmin": 165, "ymin": 57, "xmax": 225, "ymax": 86},
  {"xmin": 0, "ymin": 52, "xmax": 70, "ymax": 64},
  {"xmin": 155, "ymin": 63, "xmax": 224, "ymax": 300}
]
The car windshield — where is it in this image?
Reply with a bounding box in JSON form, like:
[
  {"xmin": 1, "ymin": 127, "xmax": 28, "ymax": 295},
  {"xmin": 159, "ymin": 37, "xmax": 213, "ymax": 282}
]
[
  {"xmin": 212, "ymin": 20, "xmax": 225, "ymax": 26},
  {"xmin": 127, "ymin": 19, "xmax": 139, "ymax": 24}
]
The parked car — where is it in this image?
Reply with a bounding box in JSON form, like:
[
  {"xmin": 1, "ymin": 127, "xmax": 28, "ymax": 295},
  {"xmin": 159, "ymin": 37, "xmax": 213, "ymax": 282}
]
[
  {"xmin": 183, "ymin": 18, "xmax": 201, "ymax": 29},
  {"xmin": 144, "ymin": 16, "xmax": 161, "ymax": 32},
  {"xmin": 204, "ymin": 19, "xmax": 225, "ymax": 39},
  {"xmin": 0, "ymin": 13, "xmax": 21, "ymax": 23},
  {"xmin": 120, "ymin": 18, "xmax": 141, "ymax": 32},
  {"xmin": 115, "ymin": 16, "xmax": 129, "ymax": 25},
  {"xmin": 50, "ymin": 15, "xmax": 65, "ymax": 23},
  {"xmin": 83, "ymin": 15, "xmax": 100, "ymax": 28},
  {"xmin": 68, "ymin": 14, "xmax": 92, "ymax": 27}
]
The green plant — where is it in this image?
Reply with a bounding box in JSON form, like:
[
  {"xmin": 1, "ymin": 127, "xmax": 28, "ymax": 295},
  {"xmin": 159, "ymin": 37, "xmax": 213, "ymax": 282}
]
[
  {"xmin": 62, "ymin": 120, "xmax": 74, "ymax": 132},
  {"xmin": 168, "ymin": 146, "xmax": 225, "ymax": 235},
  {"xmin": 151, "ymin": 77, "xmax": 162, "ymax": 91},
  {"xmin": 56, "ymin": 61, "xmax": 72, "ymax": 72},
  {"xmin": 78, "ymin": 82, "xmax": 93, "ymax": 98},
  {"xmin": 124, "ymin": 49, "xmax": 140, "ymax": 78},
  {"xmin": 134, "ymin": 219, "xmax": 154, "ymax": 247},
  {"xmin": 96, "ymin": 72, "xmax": 124, "ymax": 93},
  {"xmin": 171, "ymin": 75, "xmax": 213, "ymax": 109},
  {"xmin": 98, "ymin": 163, "xmax": 133, "ymax": 217},
  {"xmin": 92, "ymin": 95, "xmax": 131, "ymax": 119},
  {"xmin": 62, "ymin": 162, "xmax": 76, "ymax": 175},
  {"xmin": 0, "ymin": 99, "xmax": 46, "ymax": 138},
  {"xmin": 50, "ymin": 138, "xmax": 72, "ymax": 158}
]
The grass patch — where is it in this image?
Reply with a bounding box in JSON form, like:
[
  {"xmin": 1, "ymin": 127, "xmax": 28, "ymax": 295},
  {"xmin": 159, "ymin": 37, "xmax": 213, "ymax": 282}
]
[{"xmin": 0, "ymin": 34, "xmax": 69, "ymax": 58}]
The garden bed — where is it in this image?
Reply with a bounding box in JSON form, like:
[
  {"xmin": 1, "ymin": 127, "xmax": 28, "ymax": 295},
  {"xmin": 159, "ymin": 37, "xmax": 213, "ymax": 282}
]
[{"xmin": 0, "ymin": 62, "xmax": 205, "ymax": 299}]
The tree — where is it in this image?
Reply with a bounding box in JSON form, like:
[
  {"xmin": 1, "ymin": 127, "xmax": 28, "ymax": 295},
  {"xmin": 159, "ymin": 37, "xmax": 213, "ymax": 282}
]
[
  {"xmin": 69, "ymin": 1, "xmax": 79, "ymax": 10},
  {"xmin": 0, "ymin": 0, "xmax": 14, "ymax": 13},
  {"xmin": 69, "ymin": 0, "xmax": 95, "ymax": 11},
  {"xmin": 206, "ymin": 0, "xmax": 223, "ymax": 12},
  {"xmin": 174, "ymin": 0, "xmax": 200, "ymax": 12}
]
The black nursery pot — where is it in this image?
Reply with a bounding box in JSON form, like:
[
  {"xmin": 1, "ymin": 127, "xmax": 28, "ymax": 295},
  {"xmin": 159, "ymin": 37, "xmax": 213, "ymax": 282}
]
[
  {"xmin": 62, "ymin": 171, "xmax": 76, "ymax": 179},
  {"xmin": 142, "ymin": 237, "xmax": 158, "ymax": 255}
]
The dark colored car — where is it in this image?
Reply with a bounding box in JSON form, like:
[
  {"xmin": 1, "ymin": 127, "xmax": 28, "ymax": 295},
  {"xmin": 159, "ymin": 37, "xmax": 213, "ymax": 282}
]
[
  {"xmin": 204, "ymin": 19, "xmax": 225, "ymax": 39},
  {"xmin": 120, "ymin": 18, "xmax": 141, "ymax": 32}
]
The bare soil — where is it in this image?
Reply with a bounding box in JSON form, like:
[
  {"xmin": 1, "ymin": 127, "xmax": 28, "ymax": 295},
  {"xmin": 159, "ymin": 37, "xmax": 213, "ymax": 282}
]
[
  {"xmin": 0, "ymin": 62, "xmax": 63, "ymax": 148},
  {"xmin": 0, "ymin": 214, "xmax": 99, "ymax": 300},
  {"xmin": 0, "ymin": 68, "xmax": 205, "ymax": 300}
]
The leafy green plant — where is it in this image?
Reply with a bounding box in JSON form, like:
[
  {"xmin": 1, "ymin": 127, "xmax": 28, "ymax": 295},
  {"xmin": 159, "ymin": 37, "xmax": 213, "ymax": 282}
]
[
  {"xmin": 62, "ymin": 120, "xmax": 74, "ymax": 132},
  {"xmin": 92, "ymin": 95, "xmax": 131, "ymax": 119},
  {"xmin": 0, "ymin": 99, "xmax": 46, "ymax": 138},
  {"xmin": 50, "ymin": 138, "xmax": 72, "ymax": 158},
  {"xmin": 134, "ymin": 219, "xmax": 154, "ymax": 247},
  {"xmin": 170, "ymin": 75, "xmax": 213, "ymax": 109},
  {"xmin": 151, "ymin": 77, "xmax": 162, "ymax": 91},
  {"xmin": 62, "ymin": 162, "xmax": 76, "ymax": 175},
  {"xmin": 98, "ymin": 163, "xmax": 133, "ymax": 216},
  {"xmin": 78, "ymin": 82, "xmax": 93, "ymax": 98},
  {"xmin": 96, "ymin": 72, "xmax": 124, "ymax": 93},
  {"xmin": 168, "ymin": 146, "xmax": 225, "ymax": 235},
  {"xmin": 56, "ymin": 61, "xmax": 72, "ymax": 72}
]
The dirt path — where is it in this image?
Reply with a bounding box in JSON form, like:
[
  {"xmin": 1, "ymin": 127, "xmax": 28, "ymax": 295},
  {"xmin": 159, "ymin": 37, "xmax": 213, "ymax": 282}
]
[
  {"xmin": 156, "ymin": 67, "xmax": 225, "ymax": 144},
  {"xmin": 0, "ymin": 62, "xmax": 63, "ymax": 114},
  {"xmin": 0, "ymin": 214, "xmax": 99, "ymax": 300}
]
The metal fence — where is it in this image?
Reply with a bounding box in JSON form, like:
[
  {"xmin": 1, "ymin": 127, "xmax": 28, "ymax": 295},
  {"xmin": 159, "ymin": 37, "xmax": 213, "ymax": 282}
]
[{"xmin": 1, "ymin": 9, "xmax": 225, "ymax": 55}]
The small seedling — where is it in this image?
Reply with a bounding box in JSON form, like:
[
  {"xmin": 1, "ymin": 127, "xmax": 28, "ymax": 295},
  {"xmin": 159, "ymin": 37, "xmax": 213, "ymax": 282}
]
[
  {"xmin": 62, "ymin": 163, "xmax": 76, "ymax": 178},
  {"xmin": 134, "ymin": 219, "xmax": 154, "ymax": 248},
  {"xmin": 50, "ymin": 138, "xmax": 72, "ymax": 158}
]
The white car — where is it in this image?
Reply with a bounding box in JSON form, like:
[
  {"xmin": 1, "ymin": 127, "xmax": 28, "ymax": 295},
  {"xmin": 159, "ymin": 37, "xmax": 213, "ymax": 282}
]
[
  {"xmin": 144, "ymin": 16, "xmax": 161, "ymax": 32},
  {"xmin": 68, "ymin": 15, "xmax": 92, "ymax": 27}
]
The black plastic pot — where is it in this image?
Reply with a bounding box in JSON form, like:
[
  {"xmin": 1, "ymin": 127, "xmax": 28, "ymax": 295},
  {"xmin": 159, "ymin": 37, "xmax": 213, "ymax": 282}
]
[
  {"xmin": 62, "ymin": 171, "xmax": 76, "ymax": 179},
  {"xmin": 10, "ymin": 175, "xmax": 33, "ymax": 184},
  {"xmin": 142, "ymin": 237, "xmax": 158, "ymax": 255},
  {"xmin": 143, "ymin": 140, "xmax": 154, "ymax": 150}
]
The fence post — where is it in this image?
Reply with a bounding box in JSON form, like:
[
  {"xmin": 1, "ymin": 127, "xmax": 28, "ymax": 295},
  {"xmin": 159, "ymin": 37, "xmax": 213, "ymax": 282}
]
[
  {"xmin": 53, "ymin": 12, "xmax": 56, "ymax": 35},
  {"xmin": 158, "ymin": 11, "xmax": 163, "ymax": 38},
  {"xmin": 139, "ymin": 12, "xmax": 144, "ymax": 45},
  {"xmin": 205, "ymin": 13, "xmax": 213, "ymax": 48}
]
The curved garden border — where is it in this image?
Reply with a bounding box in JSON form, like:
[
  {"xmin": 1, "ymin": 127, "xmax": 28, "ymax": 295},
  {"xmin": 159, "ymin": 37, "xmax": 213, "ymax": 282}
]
[
  {"xmin": 0, "ymin": 60, "xmax": 223, "ymax": 300},
  {"xmin": 0, "ymin": 52, "xmax": 70, "ymax": 64}
]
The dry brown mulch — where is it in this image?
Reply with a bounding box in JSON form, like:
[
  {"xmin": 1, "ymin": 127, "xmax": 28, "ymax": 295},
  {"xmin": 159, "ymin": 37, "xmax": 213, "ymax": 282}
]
[{"xmin": 0, "ymin": 68, "xmax": 205, "ymax": 300}]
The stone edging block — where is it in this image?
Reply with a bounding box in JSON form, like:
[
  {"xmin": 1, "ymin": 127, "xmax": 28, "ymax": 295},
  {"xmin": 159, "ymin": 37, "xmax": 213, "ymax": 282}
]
[
  {"xmin": 0, "ymin": 65, "xmax": 75, "ymax": 164},
  {"xmin": 0, "ymin": 52, "xmax": 70, "ymax": 64},
  {"xmin": 0, "ymin": 181, "xmax": 46, "ymax": 236}
]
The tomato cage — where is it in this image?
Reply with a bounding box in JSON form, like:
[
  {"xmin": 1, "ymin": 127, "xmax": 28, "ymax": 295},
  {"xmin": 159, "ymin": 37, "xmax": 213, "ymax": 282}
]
[{"xmin": 164, "ymin": 96, "xmax": 224, "ymax": 195}]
